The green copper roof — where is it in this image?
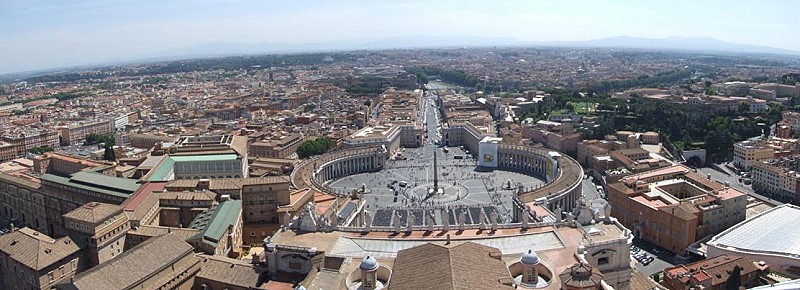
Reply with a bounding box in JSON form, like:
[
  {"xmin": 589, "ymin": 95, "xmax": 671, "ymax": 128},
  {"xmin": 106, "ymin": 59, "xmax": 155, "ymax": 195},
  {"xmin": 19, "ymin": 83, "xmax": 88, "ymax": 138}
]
[
  {"xmin": 189, "ymin": 200, "xmax": 241, "ymax": 246},
  {"xmin": 146, "ymin": 154, "xmax": 238, "ymax": 182},
  {"xmin": 146, "ymin": 156, "xmax": 174, "ymax": 182},
  {"xmin": 41, "ymin": 172, "xmax": 140, "ymax": 198},
  {"xmin": 170, "ymin": 154, "xmax": 237, "ymax": 162}
]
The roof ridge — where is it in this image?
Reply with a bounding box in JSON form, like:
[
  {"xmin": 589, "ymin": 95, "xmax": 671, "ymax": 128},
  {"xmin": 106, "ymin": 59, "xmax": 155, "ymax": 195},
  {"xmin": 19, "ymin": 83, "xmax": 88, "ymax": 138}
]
[
  {"xmin": 447, "ymin": 244, "xmax": 455, "ymax": 290},
  {"xmin": 33, "ymin": 232, "xmax": 41, "ymax": 270},
  {"xmin": 72, "ymin": 233, "xmax": 189, "ymax": 282}
]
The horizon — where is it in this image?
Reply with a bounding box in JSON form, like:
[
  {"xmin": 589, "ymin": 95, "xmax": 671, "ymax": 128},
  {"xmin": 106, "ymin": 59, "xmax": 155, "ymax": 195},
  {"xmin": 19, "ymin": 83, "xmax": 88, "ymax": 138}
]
[{"xmin": 2, "ymin": 0, "xmax": 799, "ymax": 75}]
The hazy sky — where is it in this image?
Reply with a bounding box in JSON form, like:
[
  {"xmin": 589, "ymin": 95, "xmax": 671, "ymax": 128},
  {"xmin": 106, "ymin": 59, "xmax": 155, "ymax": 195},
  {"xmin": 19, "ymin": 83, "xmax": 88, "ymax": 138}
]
[{"xmin": 1, "ymin": 0, "xmax": 797, "ymax": 74}]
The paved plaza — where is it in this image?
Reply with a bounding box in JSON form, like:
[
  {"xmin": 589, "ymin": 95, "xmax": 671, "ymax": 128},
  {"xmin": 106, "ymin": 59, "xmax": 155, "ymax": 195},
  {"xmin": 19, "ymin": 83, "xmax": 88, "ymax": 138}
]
[
  {"xmin": 328, "ymin": 92, "xmax": 545, "ymax": 226},
  {"xmin": 327, "ymin": 146, "xmax": 545, "ymax": 225}
]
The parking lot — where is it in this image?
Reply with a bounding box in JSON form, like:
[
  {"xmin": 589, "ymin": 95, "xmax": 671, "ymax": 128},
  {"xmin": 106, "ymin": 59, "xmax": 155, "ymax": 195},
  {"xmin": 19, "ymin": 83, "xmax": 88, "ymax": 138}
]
[{"xmin": 630, "ymin": 240, "xmax": 686, "ymax": 276}]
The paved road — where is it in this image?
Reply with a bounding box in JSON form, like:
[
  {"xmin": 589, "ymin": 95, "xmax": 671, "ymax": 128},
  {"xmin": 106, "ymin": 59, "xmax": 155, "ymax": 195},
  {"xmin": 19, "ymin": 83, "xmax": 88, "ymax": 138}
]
[
  {"xmin": 631, "ymin": 240, "xmax": 682, "ymax": 276},
  {"xmin": 696, "ymin": 166, "xmax": 783, "ymax": 206}
]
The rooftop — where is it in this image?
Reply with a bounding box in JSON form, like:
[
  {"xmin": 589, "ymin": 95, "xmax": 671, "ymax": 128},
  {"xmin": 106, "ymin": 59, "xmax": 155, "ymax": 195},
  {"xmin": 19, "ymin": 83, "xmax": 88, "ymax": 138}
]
[
  {"xmin": 63, "ymin": 202, "xmax": 122, "ymax": 224},
  {"xmin": 41, "ymin": 172, "xmax": 140, "ymax": 198},
  {"xmin": 389, "ymin": 242, "xmax": 514, "ymax": 290},
  {"xmin": 195, "ymin": 255, "xmax": 264, "ymax": 289},
  {"xmin": 0, "ymin": 228, "xmax": 81, "ymax": 271},
  {"xmin": 68, "ymin": 233, "xmax": 195, "ymax": 290},
  {"xmin": 189, "ymin": 200, "xmax": 242, "ymax": 247},
  {"xmin": 708, "ymin": 204, "xmax": 800, "ymax": 257}
]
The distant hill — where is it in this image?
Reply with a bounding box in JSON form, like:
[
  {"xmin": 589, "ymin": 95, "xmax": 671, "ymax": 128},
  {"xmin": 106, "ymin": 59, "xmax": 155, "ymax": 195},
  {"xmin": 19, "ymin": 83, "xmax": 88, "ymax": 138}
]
[
  {"xmin": 3, "ymin": 35, "xmax": 798, "ymax": 82},
  {"xmin": 151, "ymin": 35, "xmax": 800, "ymax": 61},
  {"xmin": 539, "ymin": 36, "xmax": 800, "ymax": 55}
]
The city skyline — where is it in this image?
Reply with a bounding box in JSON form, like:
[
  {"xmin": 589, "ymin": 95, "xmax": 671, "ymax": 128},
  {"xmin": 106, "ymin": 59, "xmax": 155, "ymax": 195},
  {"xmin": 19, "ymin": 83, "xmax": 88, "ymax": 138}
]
[{"xmin": 2, "ymin": 0, "xmax": 799, "ymax": 75}]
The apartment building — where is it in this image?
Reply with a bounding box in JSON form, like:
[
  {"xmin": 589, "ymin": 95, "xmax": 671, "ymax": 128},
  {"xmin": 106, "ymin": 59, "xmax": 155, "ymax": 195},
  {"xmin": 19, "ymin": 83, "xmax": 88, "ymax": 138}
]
[
  {"xmin": 733, "ymin": 139, "xmax": 778, "ymax": 171},
  {"xmin": 751, "ymin": 157, "xmax": 800, "ymax": 201},
  {"xmin": 1, "ymin": 129, "xmax": 59, "ymax": 159},
  {"xmin": 0, "ymin": 142, "xmax": 14, "ymax": 162},
  {"xmin": 60, "ymin": 119, "xmax": 115, "ymax": 146},
  {"xmin": 607, "ymin": 165, "xmax": 747, "ymax": 255}
]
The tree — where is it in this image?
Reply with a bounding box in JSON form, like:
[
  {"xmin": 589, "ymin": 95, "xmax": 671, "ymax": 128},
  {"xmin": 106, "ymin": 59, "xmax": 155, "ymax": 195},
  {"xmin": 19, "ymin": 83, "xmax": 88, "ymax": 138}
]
[
  {"xmin": 296, "ymin": 137, "xmax": 334, "ymax": 159},
  {"xmin": 725, "ymin": 265, "xmax": 742, "ymax": 290},
  {"xmin": 738, "ymin": 102, "xmax": 750, "ymax": 115},
  {"xmin": 415, "ymin": 72, "xmax": 429, "ymax": 85},
  {"xmin": 28, "ymin": 146, "xmax": 54, "ymax": 155},
  {"xmin": 103, "ymin": 146, "xmax": 116, "ymax": 161},
  {"xmin": 84, "ymin": 132, "xmax": 115, "ymax": 146}
]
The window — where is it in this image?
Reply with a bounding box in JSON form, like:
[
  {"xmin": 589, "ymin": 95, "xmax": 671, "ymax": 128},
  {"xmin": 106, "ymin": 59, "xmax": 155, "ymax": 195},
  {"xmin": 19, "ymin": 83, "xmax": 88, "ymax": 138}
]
[{"xmin": 598, "ymin": 257, "xmax": 609, "ymax": 265}]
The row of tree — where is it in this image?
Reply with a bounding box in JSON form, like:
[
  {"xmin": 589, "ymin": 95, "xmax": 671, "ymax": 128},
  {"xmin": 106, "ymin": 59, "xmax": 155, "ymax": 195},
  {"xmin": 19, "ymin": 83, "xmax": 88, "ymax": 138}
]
[
  {"xmin": 28, "ymin": 146, "xmax": 54, "ymax": 155},
  {"xmin": 405, "ymin": 67, "xmax": 479, "ymax": 88},
  {"xmin": 586, "ymin": 68, "xmax": 696, "ymax": 94},
  {"xmin": 297, "ymin": 137, "xmax": 333, "ymax": 159},
  {"xmin": 346, "ymin": 77, "xmax": 392, "ymax": 96},
  {"xmin": 84, "ymin": 132, "xmax": 116, "ymax": 146}
]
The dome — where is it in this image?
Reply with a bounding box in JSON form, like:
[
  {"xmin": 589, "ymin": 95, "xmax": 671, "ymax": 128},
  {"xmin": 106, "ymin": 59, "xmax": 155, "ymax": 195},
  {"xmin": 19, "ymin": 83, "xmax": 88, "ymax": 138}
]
[
  {"xmin": 359, "ymin": 255, "xmax": 379, "ymax": 271},
  {"xmin": 521, "ymin": 249, "xmax": 540, "ymax": 265}
]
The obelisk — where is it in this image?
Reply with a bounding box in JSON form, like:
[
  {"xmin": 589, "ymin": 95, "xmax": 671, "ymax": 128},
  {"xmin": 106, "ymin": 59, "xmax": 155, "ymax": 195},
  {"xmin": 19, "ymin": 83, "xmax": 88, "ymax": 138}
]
[{"xmin": 433, "ymin": 149, "xmax": 439, "ymax": 193}]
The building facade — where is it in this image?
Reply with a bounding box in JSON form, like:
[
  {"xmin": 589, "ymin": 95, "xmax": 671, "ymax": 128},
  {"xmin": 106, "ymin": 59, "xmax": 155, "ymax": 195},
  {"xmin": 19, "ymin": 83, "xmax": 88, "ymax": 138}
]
[
  {"xmin": 60, "ymin": 119, "xmax": 115, "ymax": 146},
  {"xmin": 63, "ymin": 202, "xmax": 129, "ymax": 267},
  {"xmin": 0, "ymin": 228, "xmax": 83, "ymax": 290},
  {"xmin": 607, "ymin": 165, "xmax": 747, "ymax": 255}
]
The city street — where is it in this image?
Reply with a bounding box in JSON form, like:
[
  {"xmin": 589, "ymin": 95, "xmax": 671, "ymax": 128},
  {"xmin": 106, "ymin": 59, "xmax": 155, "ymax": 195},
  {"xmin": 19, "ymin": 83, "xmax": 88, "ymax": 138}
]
[{"xmin": 696, "ymin": 166, "xmax": 784, "ymax": 206}]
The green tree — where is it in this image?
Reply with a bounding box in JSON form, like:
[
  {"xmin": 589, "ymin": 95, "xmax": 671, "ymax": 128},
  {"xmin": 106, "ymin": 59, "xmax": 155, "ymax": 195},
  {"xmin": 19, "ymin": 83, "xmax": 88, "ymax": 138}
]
[
  {"xmin": 103, "ymin": 146, "xmax": 116, "ymax": 161},
  {"xmin": 415, "ymin": 72, "xmax": 429, "ymax": 85},
  {"xmin": 84, "ymin": 132, "xmax": 115, "ymax": 146},
  {"xmin": 738, "ymin": 102, "xmax": 750, "ymax": 115},
  {"xmin": 296, "ymin": 137, "xmax": 333, "ymax": 159},
  {"xmin": 28, "ymin": 146, "xmax": 54, "ymax": 155}
]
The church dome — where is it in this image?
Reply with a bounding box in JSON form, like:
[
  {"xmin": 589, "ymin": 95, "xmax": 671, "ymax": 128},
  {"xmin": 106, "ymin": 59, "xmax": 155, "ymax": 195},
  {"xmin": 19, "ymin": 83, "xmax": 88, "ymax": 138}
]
[
  {"xmin": 521, "ymin": 249, "xmax": 540, "ymax": 265},
  {"xmin": 359, "ymin": 256, "xmax": 379, "ymax": 271}
]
